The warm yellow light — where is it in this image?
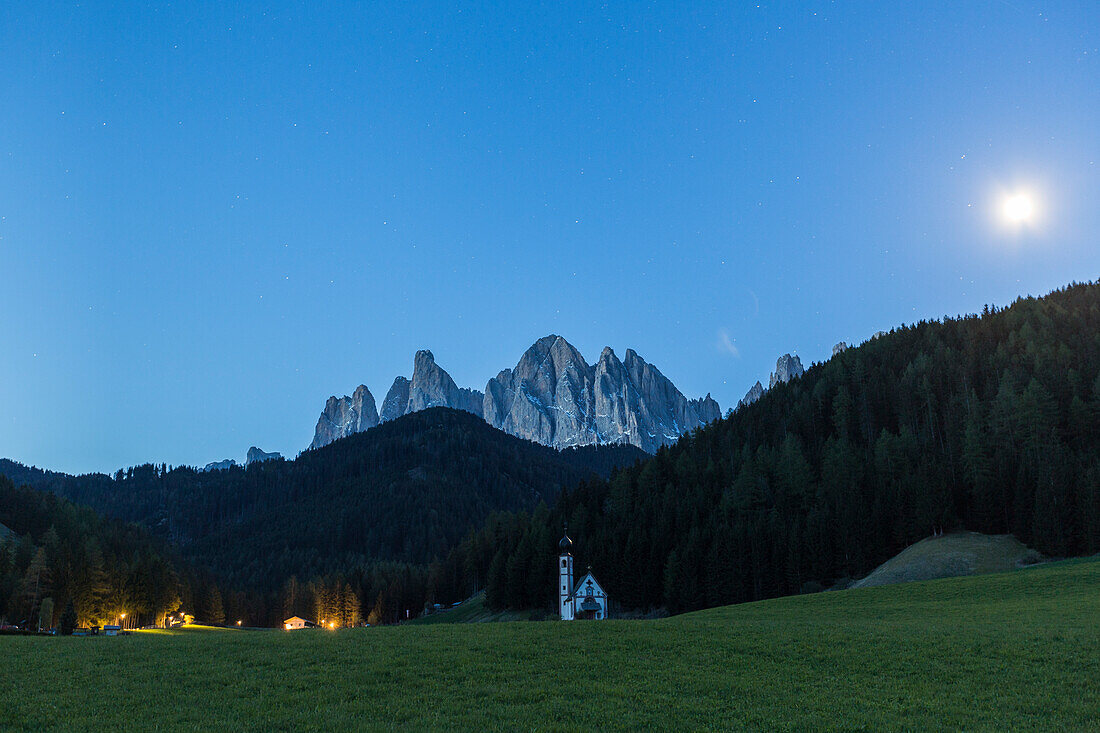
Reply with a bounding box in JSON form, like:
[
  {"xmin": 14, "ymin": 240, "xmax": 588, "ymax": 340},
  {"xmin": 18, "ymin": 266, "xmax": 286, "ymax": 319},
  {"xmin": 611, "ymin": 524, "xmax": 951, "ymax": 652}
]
[
  {"xmin": 329, "ymin": 622, "xmax": 335, "ymax": 629},
  {"xmin": 285, "ymin": 623, "xmax": 291, "ymax": 630},
  {"xmin": 120, "ymin": 613, "xmax": 126, "ymax": 618},
  {"xmin": 1003, "ymin": 193, "xmax": 1034, "ymax": 223},
  {"xmin": 236, "ymin": 620, "xmax": 242, "ymax": 626}
]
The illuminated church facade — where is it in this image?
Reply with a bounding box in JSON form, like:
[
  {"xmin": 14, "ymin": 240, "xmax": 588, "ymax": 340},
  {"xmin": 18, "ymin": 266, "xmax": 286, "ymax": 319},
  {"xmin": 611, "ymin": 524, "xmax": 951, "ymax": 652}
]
[{"xmin": 558, "ymin": 528, "xmax": 608, "ymax": 621}]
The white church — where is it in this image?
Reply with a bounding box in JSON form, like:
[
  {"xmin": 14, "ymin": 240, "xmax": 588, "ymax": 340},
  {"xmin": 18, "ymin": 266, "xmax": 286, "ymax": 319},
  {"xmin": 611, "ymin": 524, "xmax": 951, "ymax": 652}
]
[{"xmin": 558, "ymin": 527, "xmax": 609, "ymax": 621}]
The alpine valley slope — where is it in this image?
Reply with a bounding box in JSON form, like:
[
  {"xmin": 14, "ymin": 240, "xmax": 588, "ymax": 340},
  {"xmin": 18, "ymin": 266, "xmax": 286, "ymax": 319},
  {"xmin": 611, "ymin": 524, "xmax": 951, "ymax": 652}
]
[{"xmin": 311, "ymin": 335, "xmax": 722, "ymax": 454}]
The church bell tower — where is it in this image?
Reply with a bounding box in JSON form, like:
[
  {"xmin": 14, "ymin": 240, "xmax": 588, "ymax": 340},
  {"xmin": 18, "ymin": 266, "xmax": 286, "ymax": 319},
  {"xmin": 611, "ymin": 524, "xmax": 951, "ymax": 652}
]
[{"xmin": 558, "ymin": 525, "xmax": 574, "ymax": 621}]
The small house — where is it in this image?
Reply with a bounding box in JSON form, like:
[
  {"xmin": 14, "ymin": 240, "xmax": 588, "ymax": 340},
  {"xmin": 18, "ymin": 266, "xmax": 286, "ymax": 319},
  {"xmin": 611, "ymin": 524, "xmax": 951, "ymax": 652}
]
[
  {"xmin": 103, "ymin": 625, "xmax": 121, "ymax": 636},
  {"xmin": 283, "ymin": 616, "xmax": 314, "ymax": 630}
]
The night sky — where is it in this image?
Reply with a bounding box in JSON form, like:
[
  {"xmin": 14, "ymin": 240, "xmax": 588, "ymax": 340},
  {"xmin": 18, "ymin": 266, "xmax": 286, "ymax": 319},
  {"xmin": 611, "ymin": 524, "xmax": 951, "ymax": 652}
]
[{"xmin": 2, "ymin": 2, "xmax": 1098, "ymax": 473}]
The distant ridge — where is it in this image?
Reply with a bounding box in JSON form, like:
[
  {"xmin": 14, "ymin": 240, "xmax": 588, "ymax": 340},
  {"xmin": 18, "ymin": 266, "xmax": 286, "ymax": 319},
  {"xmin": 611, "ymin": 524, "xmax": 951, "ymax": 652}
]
[{"xmin": 0, "ymin": 408, "xmax": 648, "ymax": 592}]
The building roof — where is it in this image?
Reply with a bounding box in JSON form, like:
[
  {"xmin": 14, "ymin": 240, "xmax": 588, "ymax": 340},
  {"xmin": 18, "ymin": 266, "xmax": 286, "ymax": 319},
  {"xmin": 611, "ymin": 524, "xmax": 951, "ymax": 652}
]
[
  {"xmin": 284, "ymin": 616, "xmax": 310, "ymax": 624},
  {"xmin": 573, "ymin": 571, "xmax": 605, "ymax": 597}
]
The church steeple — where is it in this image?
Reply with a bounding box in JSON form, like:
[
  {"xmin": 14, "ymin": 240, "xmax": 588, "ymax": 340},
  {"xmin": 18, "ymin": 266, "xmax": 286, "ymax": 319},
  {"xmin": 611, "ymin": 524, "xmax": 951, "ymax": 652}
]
[
  {"xmin": 556, "ymin": 526, "xmax": 608, "ymax": 621},
  {"xmin": 559, "ymin": 524, "xmax": 573, "ymax": 554},
  {"xmin": 558, "ymin": 523, "xmax": 574, "ymax": 621}
]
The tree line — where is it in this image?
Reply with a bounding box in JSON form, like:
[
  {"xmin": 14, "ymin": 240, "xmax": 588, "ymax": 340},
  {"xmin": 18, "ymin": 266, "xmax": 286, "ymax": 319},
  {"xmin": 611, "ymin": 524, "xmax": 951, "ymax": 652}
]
[{"xmin": 0, "ymin": 476, "xmax": 190, "ymax": 630}]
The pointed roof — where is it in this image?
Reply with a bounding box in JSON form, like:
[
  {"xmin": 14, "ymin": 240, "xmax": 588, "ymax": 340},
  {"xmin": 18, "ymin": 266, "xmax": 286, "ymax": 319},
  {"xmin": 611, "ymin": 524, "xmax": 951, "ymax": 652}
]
[{"xmin": 573, "ymin": 568, "xmax": 605, "ymax": 597}]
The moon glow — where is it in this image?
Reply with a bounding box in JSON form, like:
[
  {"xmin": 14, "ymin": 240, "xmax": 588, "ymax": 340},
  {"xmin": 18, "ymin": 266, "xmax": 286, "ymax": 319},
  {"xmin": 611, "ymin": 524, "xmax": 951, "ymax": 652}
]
[{"xmin": 1003, "ymin": 193, "xmax": 1035, "ymax": 223}]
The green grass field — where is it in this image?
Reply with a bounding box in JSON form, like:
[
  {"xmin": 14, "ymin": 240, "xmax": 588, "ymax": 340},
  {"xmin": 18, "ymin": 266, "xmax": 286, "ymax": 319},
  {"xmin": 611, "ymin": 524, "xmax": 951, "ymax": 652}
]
[{"xmin": 2, "ymin": 559, "xmax": 1098, "ymax": 731}]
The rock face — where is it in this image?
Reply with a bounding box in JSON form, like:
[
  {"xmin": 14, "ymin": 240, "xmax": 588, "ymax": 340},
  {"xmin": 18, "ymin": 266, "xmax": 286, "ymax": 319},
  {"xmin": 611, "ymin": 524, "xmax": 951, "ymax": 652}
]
[
  {"xmin": 690, "ymin": 394, "xmax": 722, "ymax": 424},
  {"xmin": 738, "ymin": 380, "xmax": 765, "ymax": 409},
  {"xmin": 202, "ymin": 459, "xmax": 237, "ymax": 472},
  {"xmin": 736, "ymin": 352, "xmax": 805, "ymax": 413},
  {"xmin": 379, "ymin": 377, "xmax": 411, "ymax": 422},
  {"xmin": 769, "ymin": 354, "xmax": 804, "ymax": 389},
  {"xmin": 245, "ymin": 447, "xmax": 282, "ymax": 466},
  {"xmin": 484, "ymin": 336, "xmax": 594, "ymax": 448},
  {"xmin": 483, "ymin": 335, "xmax": 719, "ymax": 453},
  {"xmin": 313, "ymin": 352, "xmax": 482, "ymax": 450},
  {"xmin": 310, "ymin": 385, "xmax": 379, "ymax": 450},
  {"xmin": 832, "ymin": 342, "xmax": 848, "ymax": 357},
  {"xmin": 380, "ymin": 350, "xmax": 484, "ymax": 423},
  {"xmin": 311, "ymin": 336, "xmax": 720, "ymax": 454}
]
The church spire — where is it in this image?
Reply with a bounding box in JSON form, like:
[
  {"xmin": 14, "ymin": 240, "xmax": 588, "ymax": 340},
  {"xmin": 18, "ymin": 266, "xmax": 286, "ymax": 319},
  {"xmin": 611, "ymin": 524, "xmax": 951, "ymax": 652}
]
[{"xmin": 558, "ymin": 523, "xmax": 573, "ymax": 554}]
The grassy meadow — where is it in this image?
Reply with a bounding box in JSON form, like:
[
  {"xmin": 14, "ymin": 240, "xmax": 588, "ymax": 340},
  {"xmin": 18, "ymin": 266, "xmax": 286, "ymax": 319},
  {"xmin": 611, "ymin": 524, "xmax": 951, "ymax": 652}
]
[{"xmin": 2, "ymin": 559, "xmax": 1098, "ymax": 731}]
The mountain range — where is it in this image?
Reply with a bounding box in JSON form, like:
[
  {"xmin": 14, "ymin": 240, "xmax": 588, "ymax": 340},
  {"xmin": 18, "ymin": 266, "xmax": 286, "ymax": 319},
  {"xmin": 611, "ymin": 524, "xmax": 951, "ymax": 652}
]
[{"xmin": 311, "ymin": 335, "xmax": 722, "ymax": 454}]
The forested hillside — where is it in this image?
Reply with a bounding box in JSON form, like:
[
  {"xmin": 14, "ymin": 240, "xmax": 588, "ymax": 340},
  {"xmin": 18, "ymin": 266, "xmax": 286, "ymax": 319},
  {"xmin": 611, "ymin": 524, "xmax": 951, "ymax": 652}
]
[
  {"xmin": 0, "ymin": 476, "xmax": 196, "ymax": 630},
  {"xmin": 452, "ymin": 281, "xmax": 1100, "ymax": 614},
  {"xmin": 1, "ymin": 409, "xmax": 644, "ymax": 625}
]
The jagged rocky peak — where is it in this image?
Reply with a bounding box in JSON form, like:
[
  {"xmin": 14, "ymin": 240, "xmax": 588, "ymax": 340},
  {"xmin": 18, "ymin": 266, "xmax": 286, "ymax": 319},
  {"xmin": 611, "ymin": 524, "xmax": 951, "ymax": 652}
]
[
  {"xmin": 201, "ymin": 459, "xmax": 237, "ymax": 472},
  {"xmin": 832, "ymin": 342, "xmax": 848, "ymax": 357},
  {"xmin": 379, "ymin": 377, "xmax": 410, "ymax": 422},
  {"xmin": 380, "ymin": 350, "xmax": 485, "ymax": 424},
  {"xmin": 310, "ymin": 384, "xmax": 379, "ymax": 450},
  {"xmin": 308, "ymin": 336, "xmax": 718, "ymax": 454},
  {"xmin": 484, "ymin": 335, "xmax": 595, "ymax": 448},
  {"xmin": 484, "ymin": 335, "xmax": 720, "ymax": 453},
  {"xmin": 690, "ymin": 394, "xmax": 722, "ymax": 424},
  {"xmin": 245, "ymin": 447, "xmax": 282, "ymax": 466},
  {"xmin": 769, "ymin": 354, "xmax": 804, "ymax": 389},
  {"xmin": 739, "ymin": 381, "xmax": 765, "ymax": 409}
]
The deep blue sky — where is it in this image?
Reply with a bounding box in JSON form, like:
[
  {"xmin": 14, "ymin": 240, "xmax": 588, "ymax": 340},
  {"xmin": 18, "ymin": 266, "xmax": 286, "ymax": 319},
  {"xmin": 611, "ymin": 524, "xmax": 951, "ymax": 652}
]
[{"xmin": 2, "ymin": 2, "xmax": 1098, "ymax": 474}]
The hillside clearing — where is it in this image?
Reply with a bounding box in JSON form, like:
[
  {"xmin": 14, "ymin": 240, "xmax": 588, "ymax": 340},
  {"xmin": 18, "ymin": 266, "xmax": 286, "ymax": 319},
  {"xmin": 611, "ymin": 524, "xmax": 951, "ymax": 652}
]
[
  {"xmin": 1, "ymin": 559, "xmax": 1097, "ymax": 730},
  {"xmin": 409, "ymin": 592, "xmax": 540, "ymax": 625},
  {"xmin": 852, "ymin": 531, "xmax": 1042, "ymax": 589}
]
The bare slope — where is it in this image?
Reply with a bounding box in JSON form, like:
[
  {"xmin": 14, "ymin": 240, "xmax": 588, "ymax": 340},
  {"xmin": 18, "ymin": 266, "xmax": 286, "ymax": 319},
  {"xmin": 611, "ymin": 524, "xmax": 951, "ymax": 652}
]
[{"xmin": 852, "ymin": 531, "xmax": 1042, "ymax": 589}]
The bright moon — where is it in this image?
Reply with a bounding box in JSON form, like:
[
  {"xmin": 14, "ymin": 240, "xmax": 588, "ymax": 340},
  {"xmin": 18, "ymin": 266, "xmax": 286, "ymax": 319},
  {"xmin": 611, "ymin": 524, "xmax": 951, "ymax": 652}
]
[{"xmin": 1003, "ymin": 193, "xmax": 1034, "ymax": 223}]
